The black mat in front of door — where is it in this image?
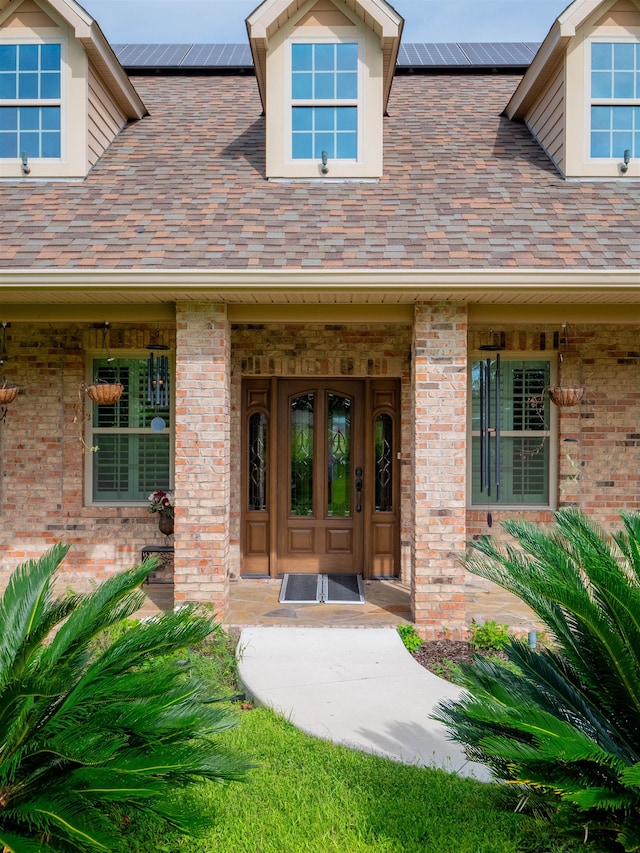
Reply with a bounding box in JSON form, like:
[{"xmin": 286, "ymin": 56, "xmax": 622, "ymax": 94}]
[{"xmin": 279, "ymin": 574, "xmax": 365, "ymax": 605}]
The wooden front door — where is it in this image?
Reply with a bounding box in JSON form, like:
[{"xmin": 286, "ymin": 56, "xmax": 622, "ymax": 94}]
[
  {"xmin": 241, "ymin": 377, "xmax": 400, "ymax": 579},
  {"xmin": 277, "ymin": 379, "xmax": 364, "ymax": 574}
]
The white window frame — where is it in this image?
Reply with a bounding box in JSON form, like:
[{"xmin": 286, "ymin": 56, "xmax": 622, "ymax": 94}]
[
  {"xmin": 467, "ymin": 352, "xmax": 558, "ymax": 510},
  {"xmin": 84, "ymin": 351, "xmax": 174, "ymax": 507},
  {"xmin": 587, "ymin": 36, "xmax": 640, "ymax": 163},
  {"xmin": 286, "ymin": 35, "xmax": 363, "ymax": 168},
  {"xmin": 0, "ymin": 38, "xmax": 65, "ymax": 166}
]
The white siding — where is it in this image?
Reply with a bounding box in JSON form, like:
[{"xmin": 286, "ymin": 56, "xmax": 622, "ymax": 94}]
[
  {"xmin": 88, "ymin": 61, "xmax": 127, "ymax": 167},
  {"xmin": 525, "ymin": 60, "xmax": 565, "ymax": 174}
]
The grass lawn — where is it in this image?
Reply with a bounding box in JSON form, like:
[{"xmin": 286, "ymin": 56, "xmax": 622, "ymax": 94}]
[{"xmin": 120, "ymin": 628, "xmax": 579, "ymax": 853}]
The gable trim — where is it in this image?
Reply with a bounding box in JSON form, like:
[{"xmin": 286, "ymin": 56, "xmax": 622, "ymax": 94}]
[
  {"xmin": 247, "ymin": 0, "xmax": 402, "ymax": 111},
  {"xmin": 506, "ymin": 0, "xmax": 640, "ymax": 120},
  {"xmin": 0, "ymin": 0, "xmax": 146, "ymax": 119}
]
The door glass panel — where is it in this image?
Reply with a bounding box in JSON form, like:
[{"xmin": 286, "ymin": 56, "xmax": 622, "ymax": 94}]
[
  {"xmin": 327, "ymin": 393, "xmax": 351, "ymax": 517},
  {"xmin": 374, "ymin": 413, "xmax": 393, "ymax": 512},
  {"xmin": 290, "ymin": 394, "xmax": 314, "ymax": 516},
  {"xmin": 248, "ymin": 412, "xmax": 267, "ymax": 511}
]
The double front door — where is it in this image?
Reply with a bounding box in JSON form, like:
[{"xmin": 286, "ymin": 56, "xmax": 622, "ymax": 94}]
[{"xmin": 241, "ymin": 378, "xmax": 400, "ymax": 578}]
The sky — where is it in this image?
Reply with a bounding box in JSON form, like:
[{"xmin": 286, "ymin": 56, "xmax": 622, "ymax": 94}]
[{"xmin": 80, "ymin": 0, "xmax": 571, "ymax": 46}]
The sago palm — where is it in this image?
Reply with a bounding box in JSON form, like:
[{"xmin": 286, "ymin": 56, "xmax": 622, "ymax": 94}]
[
  {"xmin": 434, "ymin": 509, "xmax": 640, "ymax": 852},
  {"xmin": 0, "ymin": 542, "xmax": 248, "ymax": 853}
]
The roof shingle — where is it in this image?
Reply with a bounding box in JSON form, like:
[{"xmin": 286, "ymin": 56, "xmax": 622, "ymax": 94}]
[{"xmin": 2, "ymin": 73, "xmax": 640, "ymax": 271}]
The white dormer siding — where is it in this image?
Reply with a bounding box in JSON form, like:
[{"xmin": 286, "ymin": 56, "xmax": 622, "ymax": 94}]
[
  {"xmin": 0, "ymin": 0, "xmax": 144, "ymax": 179},
  {"xmin": 508, "ymin": 0, "xmax": 640, "ymax": 179},
  {"xmin": 247, "ymin": 0, "xmax": 402, "ymax": 179}
]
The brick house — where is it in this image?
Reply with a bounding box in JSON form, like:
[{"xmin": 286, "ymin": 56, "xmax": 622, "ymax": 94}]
[{"xmin": 0, "ymin": 0, "xmax": 639, "ymax": 637}]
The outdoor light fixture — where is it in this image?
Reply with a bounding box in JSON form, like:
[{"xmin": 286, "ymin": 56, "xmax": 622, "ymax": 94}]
[
  {"xmin": 146, "ymin": 328, "xmax": 169, "ymax": 351},
  {"xmin": 21, "ymin": 152, "xmax": 30, "ymax": 175},
  {"xmin": 478, "ymin": 328, "xmax": 505, "ymax": 352},
  {"xmin": 621, "ymin": 149, "xmax": 631, "ymax": 173},
  {"xmin": 321, "ymin": 150, "xmax": 329, "ymax": 175}
]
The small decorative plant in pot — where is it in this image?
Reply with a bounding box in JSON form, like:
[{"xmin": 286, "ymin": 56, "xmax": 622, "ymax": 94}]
[{"xmin": 148, "ymin": 489, "xmax": 174, "ymax": 535}]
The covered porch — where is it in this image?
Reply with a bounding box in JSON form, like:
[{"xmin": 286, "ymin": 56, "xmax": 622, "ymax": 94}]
[{"xmin": 138, "ymin": 574, "xmax": 544, "ymax": 636}]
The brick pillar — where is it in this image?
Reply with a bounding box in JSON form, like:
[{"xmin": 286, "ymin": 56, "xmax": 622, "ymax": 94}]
[
  {"xmin": 412, "ymin": 304, "xmax": 468, "ymax": 639},
  {"xmin": 173, "ymin": 304, "xmax": 230, "ymax": 616}
]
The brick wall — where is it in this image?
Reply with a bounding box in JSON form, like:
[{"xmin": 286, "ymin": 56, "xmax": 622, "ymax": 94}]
[
  {"xmin": 466, "ymin": 324, "xmax": 640, "ymax": 594},
  {"xmin": 413, "ymin": 304, "xmax": 468, "ymax": 638},
  {"xmin": 1, "ymin": 316, "xmax": 637, "ymax": 633},
  {"xmin": 0, "ymin": 323, "xmax": 175, "ymax": 592},
  {"xmin": 174, "ymin": 304, "xmax": 230, "ymax": 613}
]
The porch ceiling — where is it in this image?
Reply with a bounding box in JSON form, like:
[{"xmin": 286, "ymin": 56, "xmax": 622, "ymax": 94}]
[{"xmin": 1, "ymin": 269, "xmax": 640, "ymax": 310}]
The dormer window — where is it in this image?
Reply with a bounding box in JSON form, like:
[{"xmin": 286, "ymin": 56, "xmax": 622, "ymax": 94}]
[
  {"xmin": 590, "ymin": 42, "xmax": 640, "ymax": 160},
  {"xmin": 0, "ymin": 0, "xmax": 144, "ymax": 179},
  {"xmin": 0, "ymin": 42, "xmax": 61, "ymax": 160},
  {"xmin": 291, "ymin": 42, "xmax": 358, "ymax": 161},
  {"xmin": 248, "ymin": 0, "xmax": 402, "ymax": 181}
]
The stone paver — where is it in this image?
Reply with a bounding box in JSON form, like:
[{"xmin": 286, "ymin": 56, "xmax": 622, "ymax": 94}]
[{"xmin": 139, "ymin": 575, "xmax": 545, "ymax": 637}]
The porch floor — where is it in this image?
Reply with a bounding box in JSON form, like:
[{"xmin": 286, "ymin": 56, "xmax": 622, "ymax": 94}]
[{"xmin": 138, "ymin": 576, "xmax": 545, "ymax": 636}]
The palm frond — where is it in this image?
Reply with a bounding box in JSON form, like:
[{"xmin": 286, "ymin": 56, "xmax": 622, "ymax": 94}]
[
  {"xmin": 438, "ymin": 509, "xmax": 640, "ymax": 850},
  {"xmin": 0, "ymin": 828, "xmax": 58, "ymax": 853},
  {"xmin": 0, "ymin": 543, "xmax": 72, "ymax": 689},
  {"xmin": 0, "ymin": 546, "xmax": 249, "ymax": 852}
]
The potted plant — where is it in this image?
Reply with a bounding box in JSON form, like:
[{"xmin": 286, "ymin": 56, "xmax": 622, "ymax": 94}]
[
  {"xmin": 85, "ymin": 379, "xmax": 123, "ymax": 405},
  {"xmin": 547, "ymin": 385, "xmax": 585, "ymax": 407},
  {"xmin": 0, "ymin": 380, "xmax": 19, "ymax": 406},
  {"xmin": 148, "ymin": 490, "xmax": 174, "ymax": 535}
]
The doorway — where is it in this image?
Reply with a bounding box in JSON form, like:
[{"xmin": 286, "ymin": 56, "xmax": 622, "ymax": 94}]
[{"xmin": 241, "ymin": 377, "xmax": 400, "ymax": 579}]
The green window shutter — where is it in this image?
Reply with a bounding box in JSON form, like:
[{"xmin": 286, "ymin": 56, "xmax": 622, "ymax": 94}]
[
  {"xmin": 90, "ymin": 358, "xmax": 172, "ymax": 502},
  {"xmin": 471, "ymin": 359, "xmax": 550, "ymax": 506}
]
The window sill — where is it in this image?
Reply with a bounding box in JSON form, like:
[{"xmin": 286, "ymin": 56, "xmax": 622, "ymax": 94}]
[{"xmin": 467, "ymin": 504, "xmax": 554, "ymax": 512}]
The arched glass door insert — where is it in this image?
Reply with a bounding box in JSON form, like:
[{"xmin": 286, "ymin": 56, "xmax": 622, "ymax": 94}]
[
  {"xmin": 327, "ymin": 393, "xmax": 351, "ymax": 517},
  {"xmin": 374, "ymin": 413, "xmax": 393, "ymax": 512},
  {"xmin": 290, "ymin": 394, "xmax": 314, "ymax": 516},
  {"xmin": 248, "ymin": 411, "xmax": 267, "ymax": 511}
]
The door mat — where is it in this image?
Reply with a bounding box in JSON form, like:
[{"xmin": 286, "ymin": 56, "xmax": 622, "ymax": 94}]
[{"xmin": 279, "ymin": 573, "xmax": 364, "ymax": 605}]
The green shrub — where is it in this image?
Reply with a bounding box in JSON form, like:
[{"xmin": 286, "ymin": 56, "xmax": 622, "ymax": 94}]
[
  {"xmin": 468, "ymin": 619, "xmax": 510, "ymax": 652},
  {"xmin": 397, "ymin": 623, "xmax": 423, "ymax": 652},
  {"xmin": 0, "ymin": 543, "xmax": 249, "ymax": 852},
  {"xmin": 434, "ymin": 509, "xmax": 640, "ymax": 852}
]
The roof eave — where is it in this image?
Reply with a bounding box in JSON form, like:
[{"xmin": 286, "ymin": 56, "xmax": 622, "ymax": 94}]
[
  {"xmin": 505, "ymin": 0, "xmax": 619, "ymax": 120},
  {"xmin": 505, "ymin": 20, "xmax": 570, "ymax": 119}
]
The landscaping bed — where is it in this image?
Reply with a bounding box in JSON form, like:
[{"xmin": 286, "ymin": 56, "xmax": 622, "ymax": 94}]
[
  {"xmin": 400, "ymin": 622, "xmax": 511, "ymax": 682},
  {"xmin": 411, "ymin": 639, "xmax": 476, "ymax": 671}
]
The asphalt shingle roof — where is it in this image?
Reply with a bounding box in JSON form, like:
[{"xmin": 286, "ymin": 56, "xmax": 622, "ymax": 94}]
[{"xmin": 2, "ymin": 72, "xmax": 640, "ymax": 271}]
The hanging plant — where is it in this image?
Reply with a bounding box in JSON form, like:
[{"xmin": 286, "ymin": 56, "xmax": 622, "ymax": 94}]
[
  {"xmin": 84, "ymin": 322, "xmax": 123, "ymax": 405},
  {"xmin": 548, "ymin": 325, "xmax": 585, "ymax": 407},
  {"xmin": 547, "ymin": 385, "xmax": 585, "ymax": 407},
  {"xmin": 0, "ymin": 381, "xmax": 19, "ymax": 406},
  {"xmin": 0, "ymin": 324, "xmax": 19, "ymax": 419},
  {"xmin": 85, "ymin": 380, "xmax": 123, "ymax": 405}
]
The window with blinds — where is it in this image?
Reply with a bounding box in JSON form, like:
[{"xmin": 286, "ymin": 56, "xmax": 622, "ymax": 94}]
[
  {"xmin": 89, "ymin": 358, "xmax": 172, "ymax": 502},
  {"xmin": 470, "ymin": 358, "xmax": 551, "ymax": 506}
]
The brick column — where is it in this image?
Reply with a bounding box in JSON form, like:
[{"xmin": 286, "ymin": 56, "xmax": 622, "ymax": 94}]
[
  {"xmin": 173, "ymin": 304, "xmax": 230, "ymax": 616},
  {"xmin": 412, "ymin": 304, "xmax": 468, "ymax": 639}
]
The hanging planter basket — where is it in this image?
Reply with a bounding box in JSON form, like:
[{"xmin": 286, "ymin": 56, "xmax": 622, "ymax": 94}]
[
  {"xmin": 158, "ymin": 511, "xmax": 174, "ymax": 536},
  {"xmin": 85, "ymin": 382, "xmax": 123, "ymax": 405},
  {"xmin": 548, "ymin": 385, "xmax": 585, "ymax": 407},
  {"xmin": 0, "ymin": 383, "xmax": 19, "ymax": 405}
]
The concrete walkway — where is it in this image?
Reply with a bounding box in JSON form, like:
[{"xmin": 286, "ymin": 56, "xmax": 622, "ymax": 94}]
[{"xmin": 238, "ymin": 626, "xmax": 489, "ymax": 779}]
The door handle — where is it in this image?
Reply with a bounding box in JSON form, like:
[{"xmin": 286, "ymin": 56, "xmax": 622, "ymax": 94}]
[{"xmin": 355, "ymin": 468, "xmax": 363, "ymax": 513}]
